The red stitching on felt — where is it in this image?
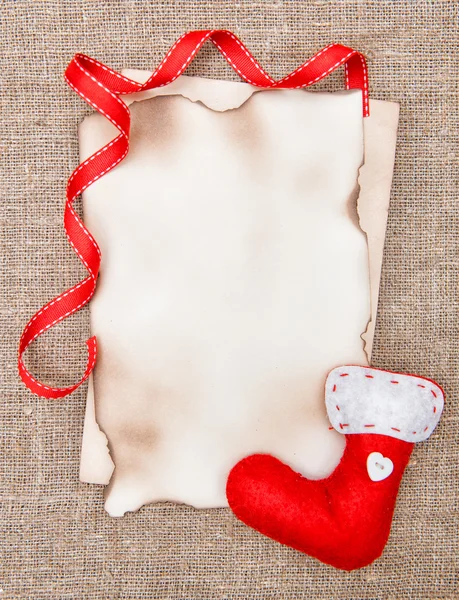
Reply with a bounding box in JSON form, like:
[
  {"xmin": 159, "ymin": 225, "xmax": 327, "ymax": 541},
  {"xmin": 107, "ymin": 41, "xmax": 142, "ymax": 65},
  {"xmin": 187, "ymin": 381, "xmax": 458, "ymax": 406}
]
[
  {"xmin": 333, "ymin": 364, "xmax": 445, "ymax": 398},
  {"xmin": 329, "ymin": 366, "xmax": 443, "ymax": 442}
]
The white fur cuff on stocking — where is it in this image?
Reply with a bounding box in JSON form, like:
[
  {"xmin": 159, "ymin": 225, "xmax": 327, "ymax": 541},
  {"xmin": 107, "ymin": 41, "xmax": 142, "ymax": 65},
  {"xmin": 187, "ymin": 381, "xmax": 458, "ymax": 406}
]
[{"xmin": 325, "ymin": 366, "xmax": 444, "ymax": 443}]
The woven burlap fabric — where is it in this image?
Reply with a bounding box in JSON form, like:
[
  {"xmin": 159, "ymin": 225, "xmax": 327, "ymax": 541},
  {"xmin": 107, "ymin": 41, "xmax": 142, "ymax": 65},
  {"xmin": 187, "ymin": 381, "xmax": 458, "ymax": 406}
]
[{"xmin": 1, "ymin": 1, "xmax": 458, "ymax": 598}]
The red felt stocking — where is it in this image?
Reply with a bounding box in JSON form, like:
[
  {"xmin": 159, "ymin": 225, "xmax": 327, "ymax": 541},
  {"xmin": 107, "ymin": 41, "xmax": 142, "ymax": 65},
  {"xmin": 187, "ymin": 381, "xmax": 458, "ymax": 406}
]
[{"xmin": 226, "ymin": 366, "xmax": 444, "ymax": 571}]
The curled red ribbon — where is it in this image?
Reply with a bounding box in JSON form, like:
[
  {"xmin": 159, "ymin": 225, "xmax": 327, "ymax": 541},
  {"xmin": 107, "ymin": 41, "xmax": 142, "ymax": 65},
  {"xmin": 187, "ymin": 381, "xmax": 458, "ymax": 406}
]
[{"xmin": 18, "ymin": 29, "xmax": 370, "ymax": 399}]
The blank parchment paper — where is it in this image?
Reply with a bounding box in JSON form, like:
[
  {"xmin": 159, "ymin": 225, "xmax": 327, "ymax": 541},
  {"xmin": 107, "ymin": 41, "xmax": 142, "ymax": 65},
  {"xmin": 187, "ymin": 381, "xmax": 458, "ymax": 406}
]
[{"xmin": 78, "ymin": 74, "xmax": 399, "ymax": 516}]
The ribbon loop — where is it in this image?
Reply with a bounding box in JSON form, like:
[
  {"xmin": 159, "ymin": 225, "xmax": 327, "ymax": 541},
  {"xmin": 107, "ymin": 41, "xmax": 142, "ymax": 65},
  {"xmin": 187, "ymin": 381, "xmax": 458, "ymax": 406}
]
[{"xmin": 19, "ymin": 30, "xmax": 370, "ymax": 398}]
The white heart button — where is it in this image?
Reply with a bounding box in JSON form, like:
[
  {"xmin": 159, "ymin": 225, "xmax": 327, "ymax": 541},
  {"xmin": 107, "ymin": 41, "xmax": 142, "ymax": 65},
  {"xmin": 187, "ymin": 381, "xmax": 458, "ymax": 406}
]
[{"xmin": 367, "ymin": 452, "xmax": 394, "ymax": 482}]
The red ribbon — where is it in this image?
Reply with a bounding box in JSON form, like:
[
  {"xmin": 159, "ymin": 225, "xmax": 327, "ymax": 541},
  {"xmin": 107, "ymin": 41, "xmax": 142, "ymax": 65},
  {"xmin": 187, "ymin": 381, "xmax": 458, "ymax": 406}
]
[{"xmin": 18, "ymin": 29, "xmax": 370, "ymax": 399}]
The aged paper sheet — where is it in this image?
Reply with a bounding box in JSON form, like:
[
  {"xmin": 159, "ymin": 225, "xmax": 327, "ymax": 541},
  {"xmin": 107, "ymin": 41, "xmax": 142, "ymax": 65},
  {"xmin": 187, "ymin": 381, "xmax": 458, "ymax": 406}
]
[{"xmin": 78, "ymin": 74, "xmax": 398, "ymax": 516}]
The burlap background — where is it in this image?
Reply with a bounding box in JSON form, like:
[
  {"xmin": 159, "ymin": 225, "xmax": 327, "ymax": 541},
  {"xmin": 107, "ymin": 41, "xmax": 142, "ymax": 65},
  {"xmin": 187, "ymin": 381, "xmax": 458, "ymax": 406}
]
[{"xmin": 1, "ymin": 1, "xmax": 458, "ymax": 598}]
